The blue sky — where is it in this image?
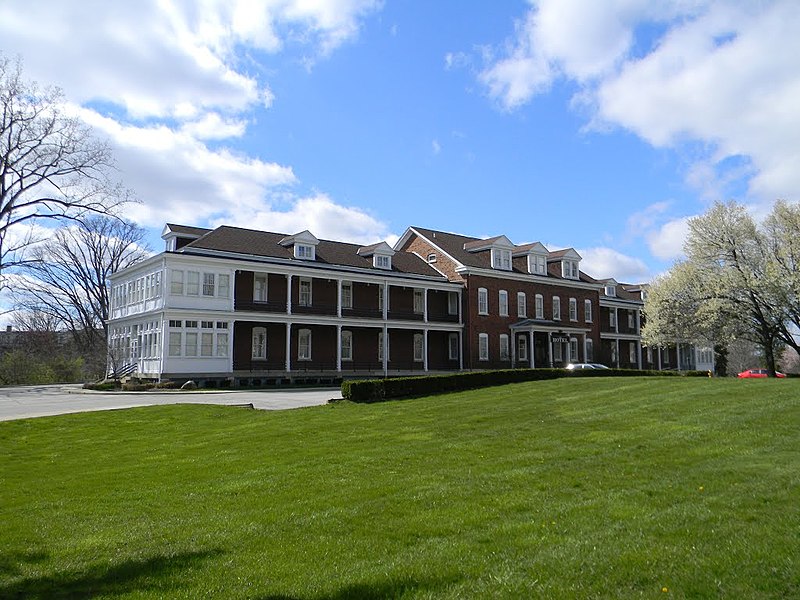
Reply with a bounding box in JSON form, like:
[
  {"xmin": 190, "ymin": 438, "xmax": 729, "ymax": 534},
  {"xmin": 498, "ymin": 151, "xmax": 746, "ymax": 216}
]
[{"xmin": 2, "ymin": 0, "xmax": 799, "ymax": 283}]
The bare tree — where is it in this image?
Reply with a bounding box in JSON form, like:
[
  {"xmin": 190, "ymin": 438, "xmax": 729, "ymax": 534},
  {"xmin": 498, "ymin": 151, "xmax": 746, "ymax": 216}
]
[
  {"xmin": 0, "ymin": 54, "xmax": 131, "ymax": 280},
  {"xmin": 12, "ymin": 216, "xmax": 150, "ymax": 377}
]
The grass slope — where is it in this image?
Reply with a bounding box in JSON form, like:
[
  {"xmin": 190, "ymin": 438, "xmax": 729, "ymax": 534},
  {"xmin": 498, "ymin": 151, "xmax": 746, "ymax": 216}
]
[{"xmin": 1, "ymin": 378, "xmax": 798, "ymax": 599}]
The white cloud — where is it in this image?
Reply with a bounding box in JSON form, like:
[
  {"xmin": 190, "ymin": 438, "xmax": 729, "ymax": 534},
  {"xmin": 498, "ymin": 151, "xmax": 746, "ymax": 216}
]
[
  {"xmin": 480, "ymin": 0, "xmax": 800, "ymax": 217},
  {"xmin": 216, "ymin": 194, "xmax": 396, "ymax": 245},
  {"xmin": 647, "ymin": 216, "xmax": 691, "ymax": 261},
  {"xmin": 0, "ymin": 0, "xmax": 386, "ymax": 247},
  {"xmin": 578, "ymin": 246, "xmax": 651, "ymax": 282},
  {"xmin": 432, "ymin": 139, "xmax": 441, "ymax": 155}
]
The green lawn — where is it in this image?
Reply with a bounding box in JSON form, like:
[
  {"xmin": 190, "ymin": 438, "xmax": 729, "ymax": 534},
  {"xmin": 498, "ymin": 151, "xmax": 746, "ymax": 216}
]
[{"xmin": 1, "ymin": 378, "xmax": 798, "ymax": 599}]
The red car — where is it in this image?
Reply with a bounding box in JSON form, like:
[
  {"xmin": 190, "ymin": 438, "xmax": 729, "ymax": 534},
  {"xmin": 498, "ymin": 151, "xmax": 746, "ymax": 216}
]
[{"xmin": 737, "ymin": 369, "xmax": 786, "ymax": 378}]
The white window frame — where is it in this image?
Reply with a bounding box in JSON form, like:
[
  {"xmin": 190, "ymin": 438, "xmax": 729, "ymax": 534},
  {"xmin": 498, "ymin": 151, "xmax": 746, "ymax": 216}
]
[
  {"xmin": 374, "ymin": 255, "xmax": 391, "ymax": 269},
  {"xmin": 498, "ymin": 290, "xmax": 508, "ymax": 317},
  {"xmin": 478, "ymin": 288, "xmax": 488, "ymax": 315},
  {"xmin": 492, "ymin": 248, "xmax": 512, "ymax": 270},
  {"xmin": 610, "ymin": 309, "xmax": 617, "ymax": 330},
  {"xmin": 202, "ymin": 272, "xmax": 215, "ymax": 297},
  {"xmin": 170, "ymin": 270, "xmax": 184, "ymax": 295},
  {"xmin": 499, "ymin": 334, "xmax": 510, "ymax": 361},
  {"xmin": 187, "ymin": 271, "xmax": 200, "ymax": 296},
  {"xmin": 341, "ymin": 281, "xmax": 353, "ymax": 309},
  {"xmin": 448, "ymin": 333, "xmax": 459, "ymax": 360},
  {"xmin": 629, "ymin": 343, "xmax": 636, "ymax": 363},
  {"xmin": 584, "ymin": 299, "xmax": 592, "ymax": 323},
  {"xmin": 529, "ymin": 254, "xmax": 547, "ymax": 275},
  {"xmin": 252, "ymin": 327, "xmax": 267, "ymax": 359},
  {"xmin": 216, "ymin": 332, "xmax": 229, "ymax": 357},
  {"xmin": 535, "ymin": 294, "xmax": 544, "ymax": 319},
  {"xmin": 378, "ymin": 286, "xmax": 385, "ymax": 312},
  {"xmin": 586, "ymin": 339, "xmax": 594, "ymax": 362},
  {"xmin": 201, "ymin": 332, "xmax": 214, "ymax": 357},
  {"xmin": 570, "ymin": 338, "xmax": 578, "ymax": 362},
  {"xmin": 413, "ymin": 333, "xmax": 424, "ymax": 362},
  {"xmin": 569, "ymin": 298, "xmax": 577, "ymax": 322},
  {"xmin": 295, "ymin": 244, "xmax": 315, "ymax": 260},
  {"xmin": 298, "ymin": 329, "xmax": 312, "ymax": 360},
  {"xmin": 448, "ymin": 292, "xmax": 458, "ymax": 315},
  {"xmin": 518, "ymin": 335, "xmax": 528, "ymax": 361},
  {"xmin": 562, "ymin": 260, "xmax": 579, "ymax": 280},
  {"xmin": 478, "ymin": 333, "xmax": 489, "ymax": 361},
  {"xmin": 517, "ymin": 292, "xmax": 527, "ymax": 318},
  {"xmin": 628, "ymin": 311, "xmax": 635, "ymax": 330},
  {"xmin": 168, "ymin": 332, "xmax": 182, "ymax": 357},
  {"xmin": 299, "ymin": 278, "xmax": 312, "ymax": 307},
  {"xmin": 605, "ymin": 285, "xmax": 616, "ymax": 297},
  {"xmin": 413, "ymin": 289, "xmax": 424, "ymax": 314},
  {"xmin": 341, "ymin": 330, "xmax": 353, "ymax": 361},
  {"xmin": 218, "ymin": 274, "xmax": 230, "ymax": 298},
  {"xmin": 552, "ymin": 296, "xmax": 561, "ymax": 321},
  {"xmin": 185, "ymin": 332, "xmax": 198, "ymax": 357},
  {"xmin": 254, "ymin": 274, "xmax": 268, "ymax": 303}
]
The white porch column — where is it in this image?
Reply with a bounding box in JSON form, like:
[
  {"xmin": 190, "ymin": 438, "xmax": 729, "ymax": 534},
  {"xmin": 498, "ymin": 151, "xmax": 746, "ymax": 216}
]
[
  {"xmin": 676, "ymin": 343, "xmax": 682, "ymax": 372},
  {"xmin": 658, "ymin": 347, "xmax": 662, "ymax": 370},
  {"xmin": 336, "ymin": 325, "xmax": 342, "ymax": 372},
  {"xmin": 511, "ymin": 329, "xmax": 516, "ymax": 368},
  {"xmin": 547, "ymin": 332, "xmax": 553, "ymax": 367},
  {"xmin": 285, "ymin": 323, "xmax": 292, "ymax": 372},
  {"xmin": 286, "ymin": 274, "xmax": 293, "ymax": 315},
  {"xmin": 382, "ymin": 325, "xmax": 388, "ymax": 376},
  {"xmin": 337, "ymin": 279, "xmax": 342, "ymax": 318},
  {"xmin": 423, "ymin": 329, "xmax": 428, "ymax": 372},
  {"xmin": 636, "ymin": 340, "xmax": 642, "ymax": 370},
  {"xmin": 457, "ymin": 289, "xmax": 463, "ymax": 325},
  {"xmin": 458, "ymin": 330, "xmax": 463, "ymax": 370},
  {"xmin": 382, "ymin": 282, "xmax": 389, "ymax": 320},
  {"xmin": 423, "ymin": 288, "xmax": 428, "ymax": 323},
  {"xmin": 530, "ymin": 331, "xmax": 536, "ymax": 368},
  {"xmin": 615, "ymin": 339, "xmax": 620, "ymax": 367}
]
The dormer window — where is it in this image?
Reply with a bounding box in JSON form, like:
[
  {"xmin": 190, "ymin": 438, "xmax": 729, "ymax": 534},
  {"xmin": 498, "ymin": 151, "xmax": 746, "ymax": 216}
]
[
  {"xmin": 529, "ymin": 254, "xmax": 547, "ymax": 275},
  {"xmin": 427, "ymin": 253, "xmax": 437, "ymax": 263},
  {"xmin": 492, "ymin": 248, "xmax": 512, "ymax": 270},
  {"xmin": 562, "ymin": 260, "xmax": 579, "ymax": 279},
  {"xmin": 295, "ymin": 244, "xmax": 315, "ymax": 260},
  {"xmin": 357, "ymin": 240, "xmax": 395, "ymax": 270},
  {"xmin": 374, "ymin": 255, "xmax": 391, "ymax": 270},
  {"xmin": 605, "ymin": 285, "xmax": 616, "ymax": 297},
  {"xmin": 280, "ymin": 230, "xmax": 319, "ymax": 261}
]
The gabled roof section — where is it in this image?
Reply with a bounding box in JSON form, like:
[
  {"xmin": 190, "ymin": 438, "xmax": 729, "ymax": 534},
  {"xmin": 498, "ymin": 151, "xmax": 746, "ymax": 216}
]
[
  {"xmin": 181, "ymin": 226, "xmax": 442, "ymax": 277},
  {"xmin": 512, "ymin": 241, "xmax": 548, "ymax": 256},
  {"xmin": 162, "ymin": 223, "xmax": 212, "ymax": 237},
  {"xmin": 357, "ymin": 241, "xmax": 395, "ymax": 257},
  {"xmin": 548, "ymin": 248, "xmax": 582, "ymax": 261},
  {"xmin": 463, "ymin": 235, "xmax": 514, "ymax": 252},
  {"xmin": 278, "ymin": 230, "xmax": 319, "ymax": 247}
]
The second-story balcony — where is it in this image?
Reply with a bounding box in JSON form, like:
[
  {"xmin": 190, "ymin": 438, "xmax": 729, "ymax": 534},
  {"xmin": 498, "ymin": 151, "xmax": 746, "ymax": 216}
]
[
  {"xmin": 234, "ymin": 299, "xmax": 287, "ymax": 313},
  {"xmin": 342, "ymin": 306, "xmax": 383, "ymax": 319}
]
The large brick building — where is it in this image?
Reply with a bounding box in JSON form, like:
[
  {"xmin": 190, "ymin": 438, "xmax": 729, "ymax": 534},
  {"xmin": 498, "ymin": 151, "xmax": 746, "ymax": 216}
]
[{"xmin": 106, "ymin": 223, "xmax": 713, "ymax": 384}]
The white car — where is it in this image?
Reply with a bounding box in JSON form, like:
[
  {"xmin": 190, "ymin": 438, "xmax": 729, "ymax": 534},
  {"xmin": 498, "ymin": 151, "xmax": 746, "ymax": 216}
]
[{"xmin": 566, "ymin": 363, "xmax": 610, "ymax": 370}]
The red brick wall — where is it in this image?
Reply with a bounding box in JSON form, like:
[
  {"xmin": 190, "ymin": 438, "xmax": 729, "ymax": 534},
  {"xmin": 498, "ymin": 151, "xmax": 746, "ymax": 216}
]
[{"xmin": 398, "ymin": 233, "xmax": 464, "ymax": 282}]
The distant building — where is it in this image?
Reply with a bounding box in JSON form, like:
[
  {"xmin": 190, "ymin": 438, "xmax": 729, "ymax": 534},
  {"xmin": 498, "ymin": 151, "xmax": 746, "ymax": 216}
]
[{"xmin": 106, "ymin": 223, "xmax": 712, "ymax": 384}]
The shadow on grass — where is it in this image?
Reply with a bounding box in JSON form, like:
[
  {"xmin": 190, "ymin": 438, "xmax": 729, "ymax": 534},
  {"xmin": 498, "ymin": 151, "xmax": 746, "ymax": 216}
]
[
  {"xmin": 0, "ymin": 548, "xmax": 223, "ymax": 599},
  {"xmin": 260, "ymin": 574, "xmax": 462, "ymax": 600}
]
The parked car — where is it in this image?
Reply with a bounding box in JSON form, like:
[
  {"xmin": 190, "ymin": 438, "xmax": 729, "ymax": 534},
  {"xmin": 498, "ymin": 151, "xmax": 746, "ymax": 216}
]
[
  {"xmin": 566, "ymin": 363, "xmax": 610, "ymax": 370},
  {"xmin": 737, "ymin": 369, "xmax": 786, "ymax": 378}
]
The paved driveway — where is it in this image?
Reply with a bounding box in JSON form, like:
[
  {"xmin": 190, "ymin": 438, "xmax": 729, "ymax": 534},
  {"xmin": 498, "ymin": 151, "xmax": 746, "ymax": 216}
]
[{"xmin": 0, "ymin": 384, "xmax": 342, "ymax": 421}]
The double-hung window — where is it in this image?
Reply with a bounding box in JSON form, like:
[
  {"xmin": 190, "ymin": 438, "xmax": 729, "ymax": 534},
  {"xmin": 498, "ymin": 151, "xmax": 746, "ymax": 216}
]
[
  {"xmin": 569, "ymin": 298, "xmax": 577, "ymax": 321},
  {"xmin": 553, "ymin": 296, "xmax": 561, "ymax": 320},
  {"xmin": 254, "ymin": 274, "xmax": 268, "ymax": 302},
  {"xmin": 535, "ymin": 294, "xmax": 544, "ymax": 319},
  {"xmin": 584, "ymin": 299, "xmax": 592, "ymax": 322},
  {"xmin": 517, "ymin": 292, "xmax": 527, "ymax": 317},
  {"xmin": 413, "ymin": 289, "xmax": 424, "ymax": 314},
  {"xmin": 299, "ymin": 279, "xmax": 312, "ymax": 307},
  {"xmin": 499, "ymin": 334, "xmax": 510, "ymax": 361},
  {"xmin": 448, "ymin": 333, "xmax": 459, "ymax": 360},
  {"xmin": 448, "ymin": 292, "xmax": 458, "ymax": 315},
  {"xmin": 499, "ymin": 290, "xmax": 508, "ymax": 317},
  {"xmin": 341, "ymin": 330, "xmax": 352, "ymax": 361},
  {"xmin": 478, "ymin": 288, "xmax": 488, "ymax": 315},
  {"xmin": 202, "ymin": 273, "xmax": 215, "ymax": 296},
  {"xmin": 170, "ymin": 270, "xmax": 184, "ymax": 295},
  {"xmin": 187, "ymin": 271, "xmax": 200, "ymax": 296},
  {"xmin": 413, "ymin": 333, "xmax": 424, "ymax": 362},
  {"xmin": 478, "ymin": 333, "xmax": 489, "ymax": 361},
  {"xmin": 252, "ymin": 328, "xmax": 266, "ymax": 359},
  {"xmin": 298, "ymin": 329, "xmax": 312, "ymax": 360},
  {"xmin": 341, "ymin": 282, "xmax": 353, "ymax": 309}
]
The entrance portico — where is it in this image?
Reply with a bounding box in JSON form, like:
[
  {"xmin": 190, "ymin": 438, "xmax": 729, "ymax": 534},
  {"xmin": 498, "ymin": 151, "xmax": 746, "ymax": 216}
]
[{"xmin": 510, "ymin": 319, "xmax": 592, "ymax": 368}]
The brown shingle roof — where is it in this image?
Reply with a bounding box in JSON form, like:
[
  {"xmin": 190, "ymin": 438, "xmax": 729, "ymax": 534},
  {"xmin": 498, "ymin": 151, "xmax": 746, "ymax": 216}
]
[
  {"xmin": 165, "ymin": 223, "xmax": 212, "ymax": 237},
  {"xmin": 411, "ymin": 226, "xmax": 593, "ymax": 282},
  {"xmin": 182, "ymin": 226, "xmax": 443, "ymax": 278}
]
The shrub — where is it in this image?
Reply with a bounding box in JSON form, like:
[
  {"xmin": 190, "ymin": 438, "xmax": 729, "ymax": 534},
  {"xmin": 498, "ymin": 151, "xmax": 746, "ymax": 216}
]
[{"xmin": 342, "ymin": 368, "xmax": 712, "ymax": 403}]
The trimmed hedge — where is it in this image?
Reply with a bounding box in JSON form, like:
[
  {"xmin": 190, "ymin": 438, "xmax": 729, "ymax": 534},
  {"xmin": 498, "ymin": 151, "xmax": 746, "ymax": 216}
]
[{"xmin": 341, "ymin": 368, "xmax": 712, "ymax": 403}]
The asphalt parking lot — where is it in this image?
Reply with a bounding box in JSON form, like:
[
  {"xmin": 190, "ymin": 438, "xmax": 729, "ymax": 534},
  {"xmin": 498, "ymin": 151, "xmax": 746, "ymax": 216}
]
[{"xmin": 0, "ymin": 384, "xmax": 342, "ymax": 421}]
